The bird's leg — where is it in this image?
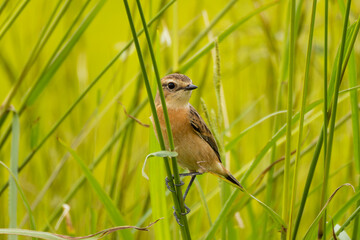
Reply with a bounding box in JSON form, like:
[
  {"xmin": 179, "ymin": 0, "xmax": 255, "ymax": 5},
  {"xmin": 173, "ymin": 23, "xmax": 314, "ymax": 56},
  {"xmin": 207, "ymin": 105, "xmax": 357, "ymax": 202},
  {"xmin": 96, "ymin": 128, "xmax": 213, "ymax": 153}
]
[
  {"xmin": 165, "ymin": 172, "xmax": 202, "ymax": 193},
  {"xmin": 166, "ymin": 172, "xmax": 202, "ymax": 225},
  {"xmin": 172, "ymin": 205, "xmax": 191, "ymax": 226},
  {"xmin": 172, "ymin": 175, "xmax": 196, "ymax": 225},
  {"xmin": 165, "ymin": 176, "xmax": 184, "ymax": 193},
  {"xmin": 182, "ymin": 173, "xmax": 201, "ymax": 201}
]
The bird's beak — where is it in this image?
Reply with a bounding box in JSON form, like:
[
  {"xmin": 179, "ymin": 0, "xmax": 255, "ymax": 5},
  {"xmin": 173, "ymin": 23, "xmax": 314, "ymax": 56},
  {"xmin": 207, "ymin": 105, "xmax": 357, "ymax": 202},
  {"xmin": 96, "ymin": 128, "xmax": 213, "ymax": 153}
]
[{"xmin": 184, "ymin": 84, "xmax": 198, "ymax": 91}]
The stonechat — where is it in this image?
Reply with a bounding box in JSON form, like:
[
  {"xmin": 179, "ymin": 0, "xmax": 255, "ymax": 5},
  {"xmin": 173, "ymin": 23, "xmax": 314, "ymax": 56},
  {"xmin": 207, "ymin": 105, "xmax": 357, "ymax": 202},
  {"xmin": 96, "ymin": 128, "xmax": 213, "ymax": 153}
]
[{"xmin": 154, "ymin": 73, "xmax": 242, "ymax": 206}]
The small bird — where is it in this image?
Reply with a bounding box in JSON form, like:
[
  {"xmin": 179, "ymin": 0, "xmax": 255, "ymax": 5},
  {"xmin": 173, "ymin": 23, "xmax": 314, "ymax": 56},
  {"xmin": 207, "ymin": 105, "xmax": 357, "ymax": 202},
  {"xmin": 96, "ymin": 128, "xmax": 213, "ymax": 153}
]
[{"xmin": 154, "ymin": 73, "xmax": 242, "ymax": 218}]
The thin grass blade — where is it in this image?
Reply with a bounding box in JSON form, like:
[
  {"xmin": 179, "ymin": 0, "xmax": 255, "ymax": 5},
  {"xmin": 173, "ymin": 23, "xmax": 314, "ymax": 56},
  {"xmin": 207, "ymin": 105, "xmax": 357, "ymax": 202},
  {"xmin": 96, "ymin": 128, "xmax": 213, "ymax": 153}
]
[
  {"xmin": 0, "ymin": 161, "xmax": 35, "ymax": 230},
  {"xmin": 304, "ymin": 184, "xmax": 355, "ymax": 240},
  {"xmin": 142, "ymin": 151, "xmax": 178, "ymax": 179},
  {"xmin": 25, "ymin": 0, "xmax": 107, "ymax": 107},
  {"xmin": 288, "ymin": 0, "xmax": 317, "ymax": 238},
  {"xmin": 0, "ymin": 220, "xmax": 160, "ymax": 240},
  {"xmin": 9, "ymin": 111, "xmax": 20, "ymax": 240},
  {"xmin": 179, "ymin": 0, "xmax": 279, "ymax": 73},
  {"xmin": 333, "ymin": 206, "xmax": 360, "ymax": 240},
  {"xmin": 149, "ymin": 127, "xmax": 171, "ymax": 240},
  {"xmin": 179, "ymin": 0, "xmax": 238, "ymax": 62},
  {"xmin": 131, "ymin": 0, "xmax": 191, "ymax": 238},
  {"xmin": 58, "ymin": 139, "xmax": 133, "ymax": 240},
  {"xmin": 0, "ymin": 0, "xmax": 30, "ymax": 41},
  {"xmin": 319, "ymin": 1, "xmax": 352, "ymax": 238},
  {"xmin": 44, "ymin": 101, "xmax": 147, "ymax": 230},
  {"xmin": 0, "ymin": 0, "xmax": 176, "ymax": 197}
]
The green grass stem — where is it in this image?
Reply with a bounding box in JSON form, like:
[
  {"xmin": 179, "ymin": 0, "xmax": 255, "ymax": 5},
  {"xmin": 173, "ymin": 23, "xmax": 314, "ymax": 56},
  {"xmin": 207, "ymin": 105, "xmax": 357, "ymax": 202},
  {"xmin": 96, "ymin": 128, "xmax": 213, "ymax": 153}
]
[
  {"xmin": 124, "ymin": 0, "xmax": 191, "ymax": 238},
  {"xmin": 288, "ymin": 0, "xmax": 317, "ymax": 238},
  {"xmin": 322, "ymin": 0, "xmax": 329, "ymax": 238},
  {"xmin": 292, "ymin": 13, "xmax": 360, "ymax": 239},
  {"xmin": 25, "ymin": 0, "xmax": 107, "ymax": 107},
  {"xmin": 194, "ymin": 179, "xmax": 212, "ymax": 226},
  {"xmin": 172, "ymin": 1, "xmax": 179, "ymax": 71},
  {"xmin": 325, "ymin": 189, "xmax": 360, "ymax": 236},
  {"xmin": 335, "ymin": 205, "xmax": 360, "ymax": 239},
  {"xmin": 179, "ymin": 0, "xmax": 278, "ymax": 73},
  {"xmin": 43, "ymin": 100, "xmax": 147, "ymax": 231},
  {"xmin": 319, "ymin": 1, "xmax": 351, "ymax": 239},
  {"xmin": 0, "ymin": 0, "xmax": 107, "ymax": 151},
  {"xmin": 149, "ymin": 129, "xmax": 171, "ymax": 240},
  {"xmin": 1, "ymin": 0, "xmax": 359, "ymax": 238},
  {"xmin": 304, "ymin": 184, "xmax": 355, "ymax": 240},
  {"xmin": 282, "ymin": 1, "xmax": 295, "ymax": 237},
  {"xmin": 59, "ymin": 139, "xmax": 132, "ymax": 240},
  {"xmin": 9, "ymin": 111, "xmax": 20, "ymax": 240},
  {"xmin": 206, "ymin": 93, "xmax": 351, "ymax": 239},
  {"xmin": 189, "ymin": 104, "xmax": 353, "ymax": 231},
  {"xmin": 0, "ymin": 0, "xmax": 30, "ymax": 41},
  {"xmin": 135, "ymin": 0, "xmax": 191, "ymax": 235},
  {"xmin": 233, "ymin": 109, "xmax": 354, "ymax": 215},
  {"xmin": 0, "ymin": 0, "xmax": 9, "ymax": 15},
  {"xmin": 179, "ymin": 0, "xmax": 238, "ymax": 62},
  {"xmin": 146, "ymin": 29, "xmax": 171, "ymax": 240},
  {"xmin": 0, "ymin": 0, "xmax": 72, "ymax": 125},
  {"xmin": 0, "ymin": 161, "xmax": 35, "ymax": 230},
  {"xmin": 350, "ymin": 50, "xmax": 360, "ymax": 238},
  {"xmin": 19, "ymin": 78, "xmax": 137, "ymax": 227},
  {"xmin": 0, "ymin": 0, "xmax": 175, "ymax": 196}
]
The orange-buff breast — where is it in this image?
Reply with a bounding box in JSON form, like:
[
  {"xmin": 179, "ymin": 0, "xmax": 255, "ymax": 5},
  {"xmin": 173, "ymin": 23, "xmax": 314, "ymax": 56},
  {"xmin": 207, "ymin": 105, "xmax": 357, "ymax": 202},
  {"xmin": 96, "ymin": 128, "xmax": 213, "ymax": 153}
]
[{"xmin": 155, "ymin": 106, "xmax": 226, "ymax": 175}]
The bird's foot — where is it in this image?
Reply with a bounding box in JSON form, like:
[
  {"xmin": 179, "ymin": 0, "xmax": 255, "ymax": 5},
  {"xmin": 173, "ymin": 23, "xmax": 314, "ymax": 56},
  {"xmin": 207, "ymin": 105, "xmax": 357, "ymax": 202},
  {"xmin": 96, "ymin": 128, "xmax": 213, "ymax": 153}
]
[
  {"xmin": 173, "ymin": 204, "xmax": 191, "ymax": 226},
  {"xmin": 165, "ymin": 176, "xmax": 184, "ymax": 193},
  {"xmin": 165, "ymin": 173, "xmax": 201, "ymax": 225},
  {"xmin": 165, "ymin": 172, "xmax": 201, "ymax": 193}
]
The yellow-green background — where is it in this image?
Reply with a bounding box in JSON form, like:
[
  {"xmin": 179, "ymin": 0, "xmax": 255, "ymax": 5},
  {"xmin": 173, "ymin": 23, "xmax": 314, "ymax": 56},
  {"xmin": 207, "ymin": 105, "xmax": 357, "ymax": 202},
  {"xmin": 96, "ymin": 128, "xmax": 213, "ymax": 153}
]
[{"xmin": 0, "ymin": 0, "xmax": 360, "ymax": 239}]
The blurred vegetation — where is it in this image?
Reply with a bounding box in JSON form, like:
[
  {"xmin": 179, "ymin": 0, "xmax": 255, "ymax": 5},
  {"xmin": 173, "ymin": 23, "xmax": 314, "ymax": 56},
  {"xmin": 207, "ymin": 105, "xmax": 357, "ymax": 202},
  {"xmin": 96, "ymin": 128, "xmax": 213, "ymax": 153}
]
[{"xmin": 0, "ymin": 0, "xmax": 360, "ymax": 239}]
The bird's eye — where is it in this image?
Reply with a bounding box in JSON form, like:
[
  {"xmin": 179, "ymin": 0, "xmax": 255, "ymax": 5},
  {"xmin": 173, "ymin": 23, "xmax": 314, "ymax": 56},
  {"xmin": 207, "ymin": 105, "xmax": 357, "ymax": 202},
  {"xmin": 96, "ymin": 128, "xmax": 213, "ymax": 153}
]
[{"xmin": 168, "ymin": 82, "xmax": 176, "ymax": 89}]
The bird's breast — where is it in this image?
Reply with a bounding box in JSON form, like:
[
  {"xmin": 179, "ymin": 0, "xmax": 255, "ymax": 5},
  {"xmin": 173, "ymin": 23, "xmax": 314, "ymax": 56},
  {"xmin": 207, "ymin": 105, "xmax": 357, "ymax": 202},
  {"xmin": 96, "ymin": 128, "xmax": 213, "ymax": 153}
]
[
  {"xmin": 154, "ymin": 106, "xmax": 222, "ymax": 174},
  {"xmin": 156, "ymin": 107, "xmax": 191, "ymax": 138}
]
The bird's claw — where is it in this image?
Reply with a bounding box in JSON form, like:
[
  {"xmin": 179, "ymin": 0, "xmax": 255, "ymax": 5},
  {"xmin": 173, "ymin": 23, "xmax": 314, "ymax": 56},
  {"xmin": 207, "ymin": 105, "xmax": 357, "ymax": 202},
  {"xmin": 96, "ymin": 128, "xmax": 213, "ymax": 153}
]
[
  {"xmin": 165, "ymin": 176, "xmax": 175, "ymax": 193},
  {"xmin": 165, "ymin": 173, "xmax": 196, "ymax": 225},
  {"xmin": 175, "ymin": 180, "xmax": 185, "ymax": 187},
  {"xmin": 173, "ymin": 211, "xmax": 183, "ymax": 226},
  {"xmin": 172, "ymin": 204, "xmax": 191, "ymax": 226},
  {"xmin": 182, "ymin": 204, "xmax": 191, "ymax": 215},
  {"xmin": 165, "ymin": 176, "xmax": 184, "ymax": 193}
]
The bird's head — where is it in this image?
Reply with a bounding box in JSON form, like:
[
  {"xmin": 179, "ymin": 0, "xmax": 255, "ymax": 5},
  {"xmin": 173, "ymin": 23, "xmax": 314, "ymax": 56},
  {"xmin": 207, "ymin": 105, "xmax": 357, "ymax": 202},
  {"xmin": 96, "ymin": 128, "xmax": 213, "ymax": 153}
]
[{"xmin": 156, "ymin": 73, "xmax": 197, "ymax": 109}]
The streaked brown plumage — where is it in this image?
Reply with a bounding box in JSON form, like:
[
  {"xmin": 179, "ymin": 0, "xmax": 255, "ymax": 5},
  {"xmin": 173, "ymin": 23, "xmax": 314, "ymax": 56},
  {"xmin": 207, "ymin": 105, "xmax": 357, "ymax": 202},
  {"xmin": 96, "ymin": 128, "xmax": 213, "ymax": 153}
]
[{"xmin": 154, "ymin": 73, "xmax": 242, "ymax": 188}]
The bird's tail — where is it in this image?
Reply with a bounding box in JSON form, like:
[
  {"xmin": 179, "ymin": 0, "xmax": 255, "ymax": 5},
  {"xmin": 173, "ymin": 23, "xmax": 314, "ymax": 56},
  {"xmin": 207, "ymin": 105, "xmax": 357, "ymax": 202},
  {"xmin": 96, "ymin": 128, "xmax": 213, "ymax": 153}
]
[
  {"xmin": 210, "ymin": 172, "xmax": 243, "ymax": 190},
  {"xmin": 225, "ymin": 173, "xmax": 243, "ymax": 190}
]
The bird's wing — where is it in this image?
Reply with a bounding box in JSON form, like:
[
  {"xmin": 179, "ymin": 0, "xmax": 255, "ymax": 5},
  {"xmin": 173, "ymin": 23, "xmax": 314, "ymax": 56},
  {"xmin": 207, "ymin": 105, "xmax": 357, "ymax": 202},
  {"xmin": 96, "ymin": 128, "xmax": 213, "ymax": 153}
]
[{"xmin": 189, "ymin": 105, "xmax": 221, "ymax": 163}]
